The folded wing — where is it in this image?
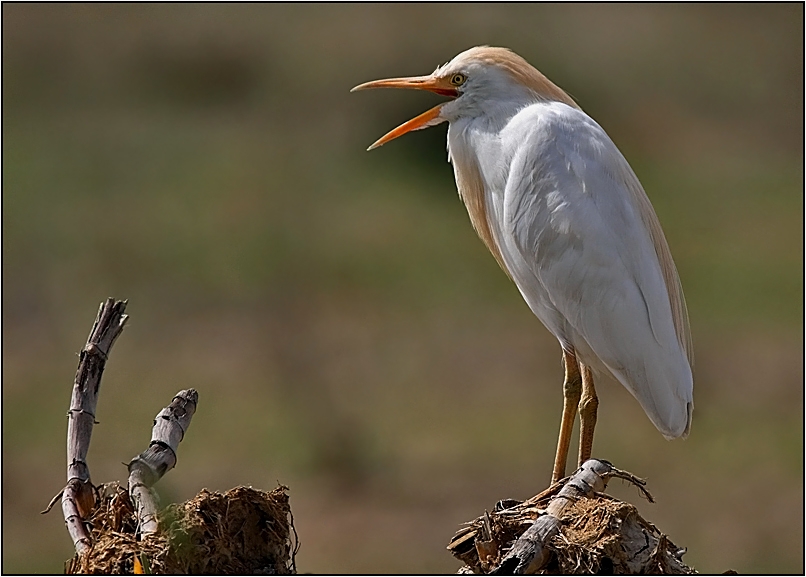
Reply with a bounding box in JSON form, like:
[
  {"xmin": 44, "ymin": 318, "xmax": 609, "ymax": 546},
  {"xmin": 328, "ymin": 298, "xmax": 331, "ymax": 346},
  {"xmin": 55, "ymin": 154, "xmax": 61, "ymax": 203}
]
[{"xmin": 501, "ymin": 104, "xmax": 693, "ymax": 438}]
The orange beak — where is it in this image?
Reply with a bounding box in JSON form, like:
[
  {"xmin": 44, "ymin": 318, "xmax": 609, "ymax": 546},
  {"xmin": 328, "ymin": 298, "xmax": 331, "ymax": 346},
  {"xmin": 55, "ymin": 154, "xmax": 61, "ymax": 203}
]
[{"xmin": 351, "ymin": 75, "xmax": 458, "ymax": 150}]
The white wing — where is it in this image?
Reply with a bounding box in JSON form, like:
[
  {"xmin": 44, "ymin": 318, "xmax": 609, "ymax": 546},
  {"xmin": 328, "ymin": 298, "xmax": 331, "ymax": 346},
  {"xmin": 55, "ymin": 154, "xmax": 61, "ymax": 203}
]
[{"xmin": 496, "ymin": 103, "xmax": 693, "ymax": 438}]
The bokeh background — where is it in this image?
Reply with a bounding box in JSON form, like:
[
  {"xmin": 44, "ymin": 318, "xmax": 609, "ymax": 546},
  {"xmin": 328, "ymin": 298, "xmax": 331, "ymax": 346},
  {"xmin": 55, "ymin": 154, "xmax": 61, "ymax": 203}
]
[{"xmin": 3, "ymin": 4, "xmax": 803, "ymax": 574}]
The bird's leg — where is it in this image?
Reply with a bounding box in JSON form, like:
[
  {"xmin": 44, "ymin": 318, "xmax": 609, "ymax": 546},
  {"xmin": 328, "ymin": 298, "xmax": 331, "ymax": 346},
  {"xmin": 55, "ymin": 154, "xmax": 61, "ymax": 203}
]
[
  {"xmin": 577, "ymin": 363, "xmax": 598, "ymax": 467},
  {"xmin": 551, "ymin": 350, "xmax": 582, "ymax": 483}
]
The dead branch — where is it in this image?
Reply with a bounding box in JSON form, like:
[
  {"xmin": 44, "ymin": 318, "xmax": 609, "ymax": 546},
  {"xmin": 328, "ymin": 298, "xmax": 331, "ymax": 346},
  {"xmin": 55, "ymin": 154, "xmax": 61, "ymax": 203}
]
[
  {"xmin": 127, "ymin": 389, "xmax": 199, "ymax": 535},
  {"xmin": 48, "ymin": 298, "xmax": 129, "ymax": 555}
]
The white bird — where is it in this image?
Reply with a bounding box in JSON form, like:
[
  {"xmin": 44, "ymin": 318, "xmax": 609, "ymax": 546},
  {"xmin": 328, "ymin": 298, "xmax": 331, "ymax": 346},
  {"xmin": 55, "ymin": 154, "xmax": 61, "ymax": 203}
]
[{"xmin": 352, "ymin": 46, "xmax": 693, "ymax": 483}]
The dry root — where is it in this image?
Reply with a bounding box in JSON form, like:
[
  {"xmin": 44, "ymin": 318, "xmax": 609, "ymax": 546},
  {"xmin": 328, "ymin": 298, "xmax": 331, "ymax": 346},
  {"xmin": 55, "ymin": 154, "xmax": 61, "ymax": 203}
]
[{"xmin": 66, "ymin": 483, "xmax": 297, "ymax": 574}]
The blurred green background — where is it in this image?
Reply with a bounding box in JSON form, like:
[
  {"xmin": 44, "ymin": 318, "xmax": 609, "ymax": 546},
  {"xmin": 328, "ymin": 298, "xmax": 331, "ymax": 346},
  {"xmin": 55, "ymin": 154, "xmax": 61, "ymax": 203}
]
[{"xmin": 3, "ymin": 4, "xmax": 803, "ymax": 574}]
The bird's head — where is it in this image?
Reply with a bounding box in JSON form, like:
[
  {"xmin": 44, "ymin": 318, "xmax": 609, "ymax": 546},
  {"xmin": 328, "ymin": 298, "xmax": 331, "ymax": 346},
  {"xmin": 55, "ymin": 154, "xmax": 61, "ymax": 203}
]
[{"xmin": 352, "ymin": 46, "xmax": 577, "ymax": 150}]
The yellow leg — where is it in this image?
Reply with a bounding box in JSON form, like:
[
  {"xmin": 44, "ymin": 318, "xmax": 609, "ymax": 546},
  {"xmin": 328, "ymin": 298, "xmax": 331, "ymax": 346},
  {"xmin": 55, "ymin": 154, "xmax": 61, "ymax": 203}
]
[
  {"xmin": 551, "ymin": 350, "xmax": 582, "ymax": 484},
  {"xmin": 577, "ymin": 363, "xmax": 598, "ymax": 467}
]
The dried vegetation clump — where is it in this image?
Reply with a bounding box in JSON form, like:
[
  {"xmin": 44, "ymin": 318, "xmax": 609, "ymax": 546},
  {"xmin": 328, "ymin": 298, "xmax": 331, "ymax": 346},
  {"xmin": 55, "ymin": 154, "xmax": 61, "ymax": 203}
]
[
  {"xmin": 67, "ymin": 483, "xmax": 297, "ymax": 574},
  {"xmin": 449, "ymin": 486, "xmax": 694, "ymax": 574}
]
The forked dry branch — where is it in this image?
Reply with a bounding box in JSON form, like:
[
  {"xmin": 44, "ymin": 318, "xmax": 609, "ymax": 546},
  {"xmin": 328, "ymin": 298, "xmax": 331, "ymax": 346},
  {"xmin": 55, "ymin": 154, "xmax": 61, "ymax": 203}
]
[{"xmin": 44, "ymin": 298, "xmax": 296, "ymax": 574}]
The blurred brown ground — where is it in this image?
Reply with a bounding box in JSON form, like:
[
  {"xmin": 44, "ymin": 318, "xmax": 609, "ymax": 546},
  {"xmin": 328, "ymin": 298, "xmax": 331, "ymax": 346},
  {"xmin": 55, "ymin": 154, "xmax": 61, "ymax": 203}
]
[{"xmin": 2, "ymin": 4, "xmax": 803, "ymax": 574}]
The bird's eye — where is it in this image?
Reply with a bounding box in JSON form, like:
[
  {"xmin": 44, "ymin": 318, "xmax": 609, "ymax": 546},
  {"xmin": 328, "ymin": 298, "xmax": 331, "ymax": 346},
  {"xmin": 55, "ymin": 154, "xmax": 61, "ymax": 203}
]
[{"xmin": 450, "ymin": 73, "xmax": 467, "ymax": 86}]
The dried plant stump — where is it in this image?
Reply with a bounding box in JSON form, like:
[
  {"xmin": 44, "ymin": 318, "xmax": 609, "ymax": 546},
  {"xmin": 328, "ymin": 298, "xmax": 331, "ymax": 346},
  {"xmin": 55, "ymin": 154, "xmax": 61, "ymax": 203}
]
[
  {"xmin": 66, "ymin": 484, "xmax": 297, "ymax": 575},
  {"xmin": 449, "ymin": 459, "xmax": 695, "ymax": 575}
]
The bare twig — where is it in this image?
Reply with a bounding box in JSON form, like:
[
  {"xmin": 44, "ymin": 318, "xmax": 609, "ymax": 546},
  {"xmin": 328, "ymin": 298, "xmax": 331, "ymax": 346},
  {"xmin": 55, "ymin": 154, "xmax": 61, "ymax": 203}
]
[
  {"xmin": 608, "ymin": 464, "xmax": 655, "ymax": 503},
  {"xmin": 128, "ymin": 389, "xmax": 199, "ymax": 535},
  {"xmin": 49, "ymin": 299, "xmax": 129, "ymax": 555}
]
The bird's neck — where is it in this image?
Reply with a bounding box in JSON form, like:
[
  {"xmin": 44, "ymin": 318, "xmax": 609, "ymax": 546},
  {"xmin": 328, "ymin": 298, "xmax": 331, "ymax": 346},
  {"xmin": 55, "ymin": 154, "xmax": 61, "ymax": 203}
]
[{"xmin": 447, "ymin": 116, "xmax": 513, "ymax": 276}]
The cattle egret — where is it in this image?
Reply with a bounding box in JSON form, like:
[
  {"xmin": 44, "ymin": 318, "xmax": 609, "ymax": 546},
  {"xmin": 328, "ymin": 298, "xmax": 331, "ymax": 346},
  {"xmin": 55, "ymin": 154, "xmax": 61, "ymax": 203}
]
[{"xmin": 352, "ymin": 47, "xmax": 693, "ymax": 483}]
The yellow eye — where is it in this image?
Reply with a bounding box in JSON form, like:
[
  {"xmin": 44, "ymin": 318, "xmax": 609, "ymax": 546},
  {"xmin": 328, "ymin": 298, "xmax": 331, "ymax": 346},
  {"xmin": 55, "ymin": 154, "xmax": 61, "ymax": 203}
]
[{"xmin": 450, "ymin": 73, "xmax": 467, "ymax": 86}]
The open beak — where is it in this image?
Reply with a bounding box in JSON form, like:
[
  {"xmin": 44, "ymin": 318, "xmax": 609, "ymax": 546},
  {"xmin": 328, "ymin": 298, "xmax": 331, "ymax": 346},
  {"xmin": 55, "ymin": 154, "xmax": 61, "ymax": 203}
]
[{"xmin": 351, "ymin": 75, "xmax": 457, "ymax": 150}]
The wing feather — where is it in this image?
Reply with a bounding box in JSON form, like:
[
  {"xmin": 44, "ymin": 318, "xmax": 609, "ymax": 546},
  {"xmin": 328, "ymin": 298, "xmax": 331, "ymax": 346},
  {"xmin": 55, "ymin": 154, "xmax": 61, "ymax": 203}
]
[{"xmin": 619, "ymin": 167, "xmax": 694, "ymax": 368}]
